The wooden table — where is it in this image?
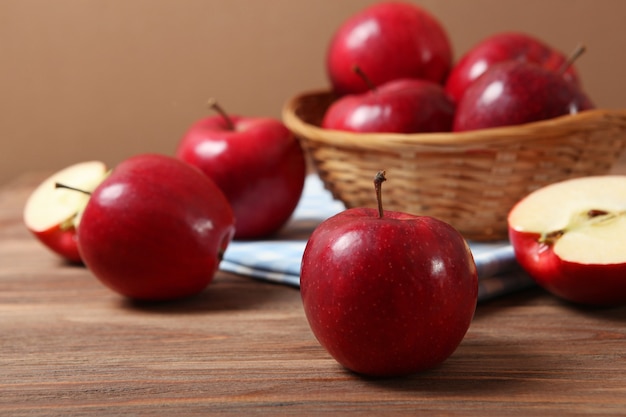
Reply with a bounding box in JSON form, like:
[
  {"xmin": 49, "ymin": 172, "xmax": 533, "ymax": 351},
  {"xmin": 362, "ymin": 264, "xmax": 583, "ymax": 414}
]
[{"xmin": 2, "ymin": 167, "xmax": 626, "ymax": 417}]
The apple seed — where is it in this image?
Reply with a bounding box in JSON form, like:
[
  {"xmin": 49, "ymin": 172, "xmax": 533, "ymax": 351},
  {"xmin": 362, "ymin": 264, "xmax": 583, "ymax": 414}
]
[{"xmin": 540, "ymin": 208, "xmax": 623, "ymax": 246}]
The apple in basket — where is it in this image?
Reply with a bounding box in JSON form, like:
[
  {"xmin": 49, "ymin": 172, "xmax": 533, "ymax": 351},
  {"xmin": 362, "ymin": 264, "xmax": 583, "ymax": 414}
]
[
  {"xmin": 453, "ymin": 59, "xmax": 594, "ymax": 131},
  {"xmin": 326, "ymin": 1, "xmax": 452, "ymax": 94},
  {"xmin": 77, "ymin": 154, "xmax": 235, "ymax": 301},
  {"xmin": 322, "ymin": 70, "xmax": 455, "ymax": 133},
  {"xmin": 176, "ymin": 99, "xmax": 306, "ymax": 239},
  {"xmin": 508, "ymin": 176, "xmax": 626, "ymax": 306},
  {"xmin": 445, "ymin": 31, "xmax": 581, "ymax": 103},
  {"xmin": 23, "ymin": 161, "xmax": 109, "ymax": 263},
  {"xmin": 300, "ymin": 171, "xmax": 478, "ymax": 377}
]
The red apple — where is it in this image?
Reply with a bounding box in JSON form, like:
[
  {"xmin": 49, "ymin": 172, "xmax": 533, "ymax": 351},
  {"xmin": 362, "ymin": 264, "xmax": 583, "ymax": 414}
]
[
  {"xmin": 322, "ymin": 76, "xmax": 455, "ymax": 133},
  {"xmin": 77, "ymin": 153, "xmax": 235, "ymax": 301},
  {"xmin": 326, "ymin": 1, "xmax": 452, "ymax": 95},
  {"xmin": 300, "ymin": 172, "xmax": 478, "ymax": 377},
  {"xmin": 176, "ymin": 100, "xmax": 306, "ymax": 239},
  {"xmin": 23, "ymin": 161, "xmax": 108, "ymax": 263},
  {"xmin": 445, "ymin": 32, "xmax": 581, "ymax": 103},
  {"xmin": 508, "ymin": 175, "xmax": 626, "ymax": 306},
  {"xmin": 453, "ymin": 60, "xmax": 594, "ymax": 131}
]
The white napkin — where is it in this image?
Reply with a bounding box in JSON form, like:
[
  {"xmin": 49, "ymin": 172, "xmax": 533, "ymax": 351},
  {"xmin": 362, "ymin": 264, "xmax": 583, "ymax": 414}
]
[{"xmin": 220, "ymin": 175, "xmax": 535, "ymax": 302}]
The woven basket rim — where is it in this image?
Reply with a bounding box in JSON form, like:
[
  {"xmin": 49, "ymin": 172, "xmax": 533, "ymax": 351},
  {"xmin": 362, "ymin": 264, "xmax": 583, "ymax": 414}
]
[{"xmin": 282, "ymin": 89, "xmax": 626, "ymax": 150}]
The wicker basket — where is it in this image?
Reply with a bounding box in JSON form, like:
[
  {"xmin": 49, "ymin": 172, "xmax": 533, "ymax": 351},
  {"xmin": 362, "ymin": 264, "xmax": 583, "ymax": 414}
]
[{"xmin": 282, "ymin": 89, "xmax": 626, "ymax": 241}]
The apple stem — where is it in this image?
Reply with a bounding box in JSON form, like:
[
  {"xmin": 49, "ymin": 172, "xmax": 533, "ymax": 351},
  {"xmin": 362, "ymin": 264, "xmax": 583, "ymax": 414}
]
[
  {"xmin": 208, "ymin": 98, "xmax": 235, "ymax": 130},
  {"xmin": 374, "ymin": 170, "xmax": 387, "ymax": 218},
  {"xmin": 55, "ymin": 182, "xmax": 92, "ymax": 196},
  {"xmin": 353, "ymin": 65, "xmax": 377, "ymax": 92},
  {"xmin": 558, "ymin": 43, "xmax": 586, "ymax": 75}
]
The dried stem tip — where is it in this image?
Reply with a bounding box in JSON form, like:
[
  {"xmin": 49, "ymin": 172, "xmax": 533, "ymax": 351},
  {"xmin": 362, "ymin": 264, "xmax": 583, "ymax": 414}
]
[
  {"xmin": 374, "ymin": 170, "xmax": 387, "ymax": 218},
  {"xmin": 558, "ymin": 43, "xmax": 586, "ymax": 75},
  {"xmin": 207, "ymin": 98, "xmax": 235, "ymax": 130}
]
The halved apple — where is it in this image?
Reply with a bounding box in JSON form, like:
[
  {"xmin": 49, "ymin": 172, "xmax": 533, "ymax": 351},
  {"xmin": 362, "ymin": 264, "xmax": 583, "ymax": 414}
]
[
  {"xmin": 508, "ymin": 175, "xmax": 626, "ymax": 306},
  {"xmin": 23, "ymin": 161, "xmax": 108, "ymax": 263}
]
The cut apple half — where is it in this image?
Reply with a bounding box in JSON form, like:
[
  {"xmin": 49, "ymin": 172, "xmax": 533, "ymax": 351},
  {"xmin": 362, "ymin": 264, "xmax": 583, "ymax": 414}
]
[
  {"xmin": 23, "ymin": 161, "xmax": 108, "ymax": 263},
  {"xmin": 508, "ymin": 175, "xmax": 626, "ymax": 305}
]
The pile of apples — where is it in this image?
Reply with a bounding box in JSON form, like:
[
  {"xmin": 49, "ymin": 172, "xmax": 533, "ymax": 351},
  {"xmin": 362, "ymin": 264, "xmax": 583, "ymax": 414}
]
[
  {"xmin": 323, "ymin": 1, "xmax": 594, "ymax": 134},
  {"xmin": 23, "ymin": 101, "xmax": 307, "ymax": 301},
  {"xmin": 299, "ymin": 1, "xmax": 626, "ymax": 378},
  {"xmin": 21, "ymin": 0, "xmax": 626, "ymax": 379}
]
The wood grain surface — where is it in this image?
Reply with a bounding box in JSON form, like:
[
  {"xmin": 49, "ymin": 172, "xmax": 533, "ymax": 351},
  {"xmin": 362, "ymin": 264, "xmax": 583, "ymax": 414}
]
[{"xmin": 2, "ymin": 169, "xmax": 626, "ymax": 416}]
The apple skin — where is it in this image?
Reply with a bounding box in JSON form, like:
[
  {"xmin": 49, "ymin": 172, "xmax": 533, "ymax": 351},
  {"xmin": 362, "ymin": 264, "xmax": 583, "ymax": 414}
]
[
  {"xmin": 445, "ymin": 31, "xmax": 580, "ymax": 103},
  {"xmin": 509, "ymin": 227, "xmax": 626, "ymax": 306},
  {"xmin": 300, "ymin": 208, "xmax": 478, "ymax": 377},
  {"xmin": 326, "ymin": 1, "xmax": 452, "ymax": 95},
  {"xmin": 322, "ymin": 78, "xmax": 455, "ymax": 133},
  {"xmin": 30, "ymin": 225, "xmax": 83, "ymax": 264},
  {"xmin": 176, "ymin": 115, "xmax": 306, "ymax": 239},
  {"xmin": 453, "ymin": 60, "xmax": 594, "ymax": 131},
  {"xmin": 77, "ymin": 154, "xmax": 236, "ymax": 301}
]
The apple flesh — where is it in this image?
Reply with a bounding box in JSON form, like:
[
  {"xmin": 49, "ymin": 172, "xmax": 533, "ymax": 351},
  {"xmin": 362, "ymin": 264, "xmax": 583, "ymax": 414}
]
[
  {"xmin": 453, "ymin": 60, "xmax": 594, "ymax": 131},
  {"xmin": 445, "ymin": 31, "xmax": 580, "ymax": 103},
  {"xmin": 77, "ymin": 154, "xmax": 235, "ymax": 301},
  {"xmin": 508, "ymin": 176, "xmax": 626, "ymax": 306},
  {"xmin": 326, "ymin": 1, "xmax": 452, "ymax": 95},
  {"xmin": 23, "ymin": 161, "xmax": 108, "ymax": 263},
  {"xmin": 322, "ymin": 78, "xmax": 455, "ymax": 133},
  {"xmin": 301, "ymin": 173, "xmax": 477, "ymax": 377}
]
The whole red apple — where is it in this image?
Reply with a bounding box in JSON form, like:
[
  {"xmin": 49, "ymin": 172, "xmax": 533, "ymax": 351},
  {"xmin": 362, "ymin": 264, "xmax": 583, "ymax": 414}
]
[
  {"xmin": 453, "ymin": 60, "xmax": 594, "ymax": 131},
  {"xmin": 445, "ymin": 32, "xmax": 581, "ymax": 103},
  {"xmin": 176, "ymin": 100, "xmax": 306, "ymax": 239},
  {"xmin": 508, "ymin": 175, "xmax": 626, "ymax": 306},
  {"xmin": 322, "ymin": 77, "xmax": 455, "ymax": 133},
  {"xmin": 23, "ymin": 161, "xmax": 108, "ymax": 263},
  {"xmin": 78, "ymin": 153, "xmax": 235, "ymax": 301},
  {"xmin": 300, "ymin": 172, "xmax": 478, "ymax": 377},
  {"xmin": 326, "ymin": 1, "xmax": 452, "ymax": 95}
]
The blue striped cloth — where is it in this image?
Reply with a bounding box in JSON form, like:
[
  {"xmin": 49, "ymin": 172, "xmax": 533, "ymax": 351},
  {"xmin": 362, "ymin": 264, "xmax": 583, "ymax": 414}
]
[{"xmin": 220, "ymin": 175, "xmax": 535, "ymax": 302}]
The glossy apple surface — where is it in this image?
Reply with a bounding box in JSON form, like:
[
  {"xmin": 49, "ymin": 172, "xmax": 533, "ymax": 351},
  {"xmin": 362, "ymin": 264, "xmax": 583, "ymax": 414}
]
[
  {"xmin": 508, "ymin": 176, "xmax": 626, "ymax": 306},
  {"xmin": 23, "ymin": 161, "xmax": 108, "ymax": 263},
  {"xmin": 78, "ymin": 154, "xmax": 235, "ymax": 301},
  {"xmin": 176, "ymin": 109, "xmax": 306, "ymax": 239},
  {"xmin": 301, "ymin": 195, "xmax": 478, "ymax": 377},
  {"xmin": 322, "ymin": 78, "xmax": 455, "ymax": 133},
  {"xmin": 327, "ymin": 1, "xmax": 452, "ymax": 95},
  {"xmin": 453, "ymin": 60, "xmax": 594, "ymax": 131},
  {"xmin": 445, "ymin": 31, "xmax": 580, "ymax": 103}
]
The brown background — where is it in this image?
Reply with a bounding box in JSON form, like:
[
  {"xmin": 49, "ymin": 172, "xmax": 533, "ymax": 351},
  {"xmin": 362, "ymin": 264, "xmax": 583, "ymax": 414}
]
[{"xmin": 2, "ymin": 0, "xmax": 625, "ymax": 185}]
